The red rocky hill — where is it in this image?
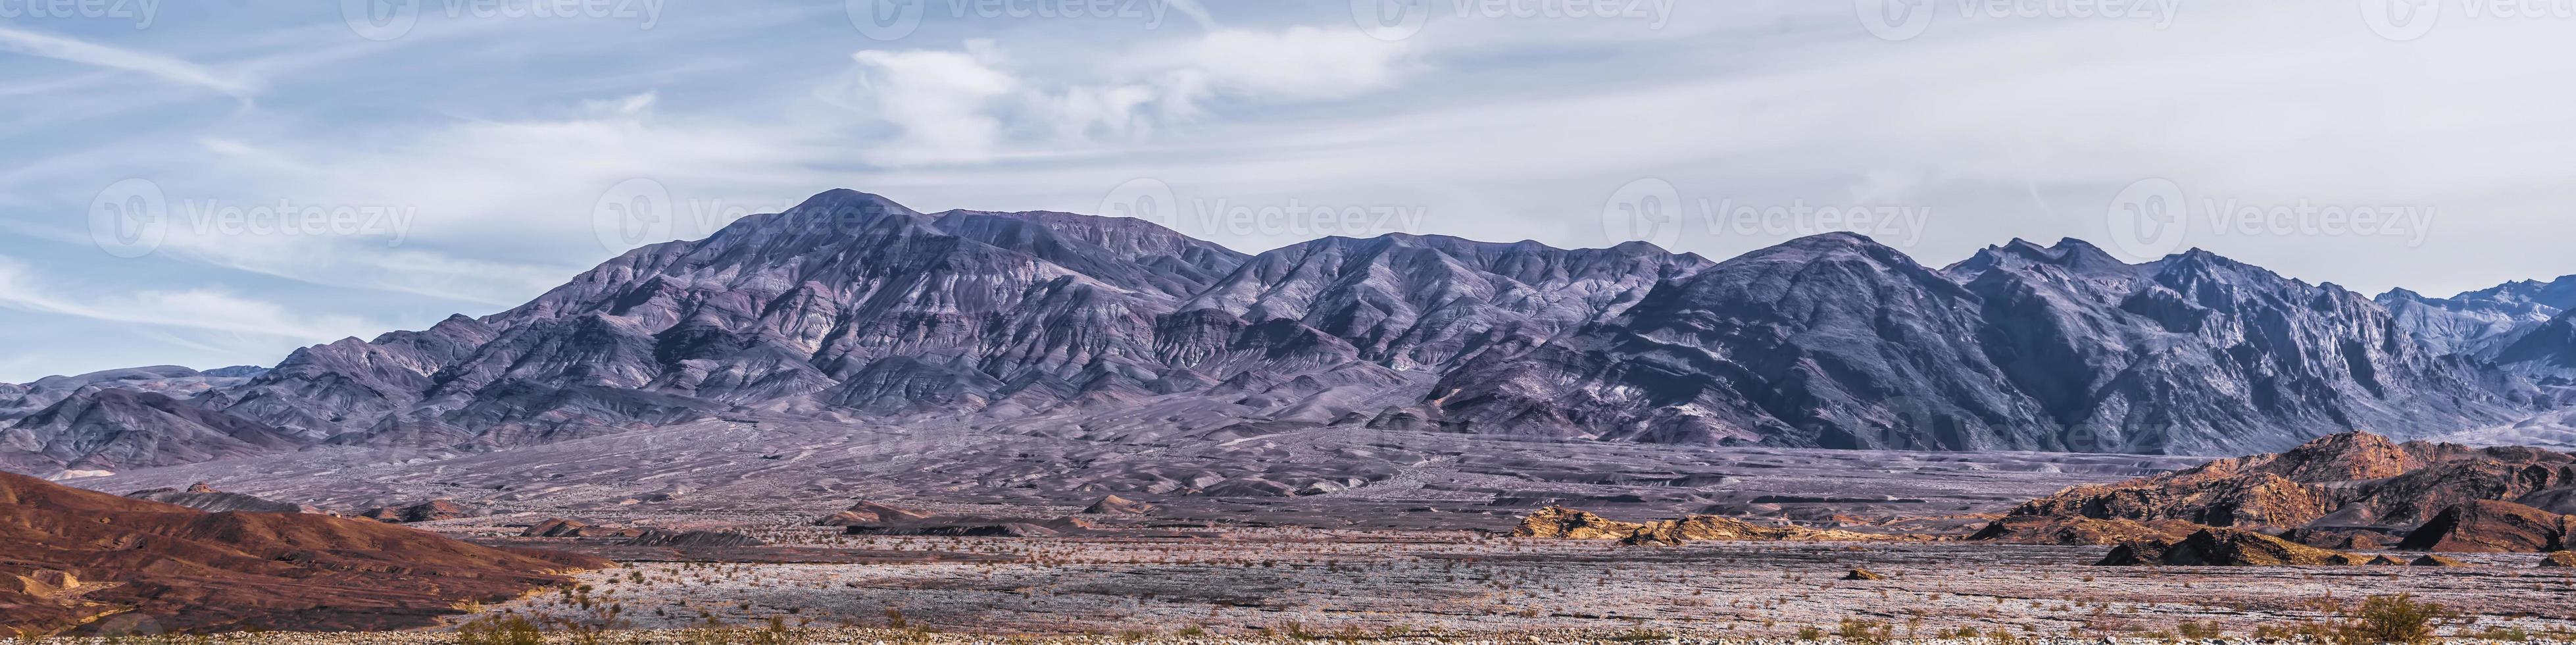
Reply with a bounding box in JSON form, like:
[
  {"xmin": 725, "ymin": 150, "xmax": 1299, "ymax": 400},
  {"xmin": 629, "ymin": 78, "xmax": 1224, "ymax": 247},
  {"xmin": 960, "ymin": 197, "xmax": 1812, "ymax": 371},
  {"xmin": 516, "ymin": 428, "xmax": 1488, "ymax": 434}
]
[
  {"xmin": 1975, "ymin": 432, "xmax": 2576, "ymax": 553},
  {"xmin": 0, "ymin": 471, "xmax": 607, "ymax": 637}
]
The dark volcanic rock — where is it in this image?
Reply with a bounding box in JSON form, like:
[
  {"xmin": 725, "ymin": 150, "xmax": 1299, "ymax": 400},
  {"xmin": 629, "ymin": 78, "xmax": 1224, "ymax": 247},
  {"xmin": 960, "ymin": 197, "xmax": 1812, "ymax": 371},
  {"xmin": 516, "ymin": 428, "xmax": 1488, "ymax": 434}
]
[
  {"xmin": 520, "ymin": 518, "xmax": 591, "ymax": 538},
  {"xmin": 359, "ymin": 499, "xmax": 470, "ymax": 523},
  {"xmin": 2100, "ymin": 529, "xmax": 2366, "ymax": 566},
  {"xmin": 2398, "ymin": 500, "xmax": 2575, "ymax": 553},
  {"xmin": 1971, "ymin": 516, "xmax": 2202, "ymax": 546},
  {"xmin": 0, "ymin": 471, "xmax": 605, "ymax": 638},
  {"xmin": 125, "ymin": 486, "xmax": 318, "ymax": 515},
  {"xmin": 619, "ymin": 529, "xmax": 764, "ymax": 548},
  {"xmin": 845, "ymin": 523, "xmax": 1060, "ymax": 538},
  {"xmin": 2410, "ymin": 554, "xmax": 2470, "ymax": 567},
  {"xmin": 2279, "ymin": 527, "xmax": 2401, "ymax": 551}
]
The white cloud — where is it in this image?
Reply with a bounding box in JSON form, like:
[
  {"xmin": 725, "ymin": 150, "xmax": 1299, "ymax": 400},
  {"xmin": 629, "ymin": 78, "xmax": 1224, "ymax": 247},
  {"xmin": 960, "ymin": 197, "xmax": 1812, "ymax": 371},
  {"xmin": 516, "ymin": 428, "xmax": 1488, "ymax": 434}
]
[
  {"xmin": 0, "ymin": 256, "xmax": 380, "ymax": 341},
  {"xmin": 1154, "ymin": 26, "xmax": 1417, "ymax": 102},
  {"xmin": 851, "ymin": 42, "xmax": 1020, "ymax": 166},
  {"xmin": 849, "ymin": 27, "xmax": 1420, "ymax": 158},
  {"xmin": 0, "ymin": 26, "xmax": 259, "ymax": 99}
]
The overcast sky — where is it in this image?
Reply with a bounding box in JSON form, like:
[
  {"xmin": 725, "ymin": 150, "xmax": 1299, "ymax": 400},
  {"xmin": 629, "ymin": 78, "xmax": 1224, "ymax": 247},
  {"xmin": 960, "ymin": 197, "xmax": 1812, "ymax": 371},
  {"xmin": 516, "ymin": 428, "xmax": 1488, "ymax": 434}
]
[{"xmin": 1, "ymin": 0, "xmax": 2571, "ymax": 381}]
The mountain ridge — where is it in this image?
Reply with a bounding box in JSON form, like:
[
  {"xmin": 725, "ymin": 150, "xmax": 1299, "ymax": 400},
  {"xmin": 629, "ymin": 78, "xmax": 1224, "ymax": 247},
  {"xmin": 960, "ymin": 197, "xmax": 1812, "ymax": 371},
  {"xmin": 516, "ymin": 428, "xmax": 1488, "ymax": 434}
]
[{"xmin": 5, "ymin": 188, "xmax": 2571, "ymax": 474}]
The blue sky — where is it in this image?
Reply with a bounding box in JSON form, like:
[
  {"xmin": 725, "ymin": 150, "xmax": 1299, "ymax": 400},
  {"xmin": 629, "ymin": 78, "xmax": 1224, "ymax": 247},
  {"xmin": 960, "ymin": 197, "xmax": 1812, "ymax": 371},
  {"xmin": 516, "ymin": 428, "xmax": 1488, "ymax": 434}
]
[{"xmin": 1, "ymin": 0, "xmax": 2572, "ymax": 381}]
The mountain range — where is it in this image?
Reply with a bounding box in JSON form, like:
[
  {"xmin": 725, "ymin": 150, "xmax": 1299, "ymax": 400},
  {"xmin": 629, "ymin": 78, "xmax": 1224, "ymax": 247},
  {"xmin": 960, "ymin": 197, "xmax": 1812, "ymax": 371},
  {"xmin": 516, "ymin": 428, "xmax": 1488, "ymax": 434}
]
[{"xmin": 7, "ymin": 188, "xmax": 2575, "ymax": 475}]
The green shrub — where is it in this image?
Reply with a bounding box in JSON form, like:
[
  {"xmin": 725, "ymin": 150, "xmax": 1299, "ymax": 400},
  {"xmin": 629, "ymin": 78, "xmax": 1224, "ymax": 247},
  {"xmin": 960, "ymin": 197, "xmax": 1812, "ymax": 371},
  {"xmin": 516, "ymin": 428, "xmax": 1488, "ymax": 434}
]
[
  {"xmin": 456, "ymin": 614, "xmax": 543, "ymax": 645},
  {"xmin": 2330, "ymin": 594, "xmax": 2459, "ymax": 645}
]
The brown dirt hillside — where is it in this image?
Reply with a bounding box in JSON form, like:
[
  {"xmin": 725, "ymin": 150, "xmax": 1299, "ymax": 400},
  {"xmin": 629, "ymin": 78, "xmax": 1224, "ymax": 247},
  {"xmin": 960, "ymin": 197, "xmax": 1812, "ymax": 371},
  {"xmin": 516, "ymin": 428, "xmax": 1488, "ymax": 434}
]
[
  {"xmin": 1975, "ymin": 432, "xmax": 2576, "ymax": 550},
  {"xmin": 0, "ymin": 471, "xmax": 608, "ymax": 638}
]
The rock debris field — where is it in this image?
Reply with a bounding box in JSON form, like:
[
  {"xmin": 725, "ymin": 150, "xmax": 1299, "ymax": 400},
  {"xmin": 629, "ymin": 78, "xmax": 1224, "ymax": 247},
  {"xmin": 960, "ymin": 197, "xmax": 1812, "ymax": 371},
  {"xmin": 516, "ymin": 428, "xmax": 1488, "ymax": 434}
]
[{"xmin": 432, "ymin": 529, "xmax": 2576, "ymax": 641}]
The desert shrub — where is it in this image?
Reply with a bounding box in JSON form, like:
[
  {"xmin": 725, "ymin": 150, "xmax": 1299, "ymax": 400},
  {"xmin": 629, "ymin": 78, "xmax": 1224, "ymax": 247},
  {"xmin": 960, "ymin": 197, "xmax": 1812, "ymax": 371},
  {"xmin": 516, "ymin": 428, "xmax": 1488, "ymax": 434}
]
[
  {"xmin": 1795, "ymin": 625, "xmax": 1825, "ymax": 640},
  {"xmin": 2175, "ymin": 619, "xmax": 2224, "ymax": 640},
  {"xmin": 456, "ymin": 614, "xmax": 543, "ymax": 645},
  {"xmin": 1836, "ymin": 618, "xmax": 1893, "ymax": 644},
  {"xmin": 2475, "ymin": 625, "xmax": 2535, "ymax": 642},
  {"xmin": 2329, "ymin": 594, "xmax": 2460, "ymax": 645},
  {"xmin": 1608, "ymin": 628, "xmax": 1670, "ymax": 641}
]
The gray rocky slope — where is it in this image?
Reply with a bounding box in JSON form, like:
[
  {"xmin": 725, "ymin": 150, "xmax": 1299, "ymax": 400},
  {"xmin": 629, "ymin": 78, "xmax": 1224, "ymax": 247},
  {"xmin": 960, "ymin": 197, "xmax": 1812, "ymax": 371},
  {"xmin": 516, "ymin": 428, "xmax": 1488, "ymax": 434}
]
[{"xmin": 3, "ymin": 190, "xmax": 2568, "ymax": 473}]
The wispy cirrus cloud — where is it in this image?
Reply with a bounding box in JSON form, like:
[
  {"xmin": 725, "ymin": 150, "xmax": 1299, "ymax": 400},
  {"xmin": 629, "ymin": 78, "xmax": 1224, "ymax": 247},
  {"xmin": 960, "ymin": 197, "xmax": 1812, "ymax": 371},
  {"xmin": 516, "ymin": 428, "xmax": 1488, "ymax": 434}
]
[
  {"xmin": 0, "ymin": 26, "xmax": 258, "ymax": 98},
  {"xmin": 0, "ymin": 256, "xmax": 378, "ymax": 340}
]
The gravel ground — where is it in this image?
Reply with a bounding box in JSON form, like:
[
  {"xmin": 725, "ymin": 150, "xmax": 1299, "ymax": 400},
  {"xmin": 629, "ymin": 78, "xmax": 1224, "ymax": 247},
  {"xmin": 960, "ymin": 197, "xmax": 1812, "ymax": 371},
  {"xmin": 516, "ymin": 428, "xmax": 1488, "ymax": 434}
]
[
  {"xmin": 423, "ymin": 530, "xmax": 2576, "ymax": 642},
  {"xmin": 11, "ymin": 632, "xmax": 2576, "ymax": 644}
]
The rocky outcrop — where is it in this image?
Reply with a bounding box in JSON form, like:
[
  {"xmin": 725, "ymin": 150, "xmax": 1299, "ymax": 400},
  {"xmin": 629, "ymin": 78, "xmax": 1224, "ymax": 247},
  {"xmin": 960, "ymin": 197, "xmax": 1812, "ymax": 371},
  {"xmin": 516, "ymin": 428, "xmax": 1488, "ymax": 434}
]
[
  {"xmin": 1081, "ymin": 495, "xmax": 1158, "ymax": 515},
  {"xmin": 520, "ymin": 518, "xmax": 591, "ymax": 538},
  {"xmin": 0, "ymin": 471, "xmax": 605, "ymax": 637},
  {"xmin": 2542, "ymin": 551, "xmax": 2576, "ymax": 567},
  {"xmin": 359, "ymin": 499, "xmax": 470, "ymax": 523},
  {"xmin": 1512, "ymin": 506, "xmax": 1648, "ymax": 540},
  {"xmin": 2410, "ymin": 554, "xmax": 2469, "ymax": 567},
  {"xmin": 1514, "ymin": 505, "xmax": 1891, "ymax": 546},
  {"xmin": 1841, "ymin": 568, "xmax": 1887, "ymax": 580},
  {"xmin": 814, "ymin": 500, "xmax": 933, "ymax": 527},
  {"xmin": 1983, "ymin": 432, "xmax": 2576, "ymax": 552},
  {"xmin": 618, "ymin": 530, "xmax": 764, "ymax": 548},
  {"xmin": 1969, "ymin": 516, "xmax": 2202, "ymax": 546},
  {"xmin": 2099, "ymin": 529, "xmax": 2367, "ymax": 566},
  {"xmin": 2396, "ymin": 500, "xmax": 2575, "ymax": 553},
  {"xmin": 837, "ymin": 515, "xmax": 1095, "ymax": 538},
  {"xmin": 124, "ymin": 485, "xmax": 320, "ymax": 515}
]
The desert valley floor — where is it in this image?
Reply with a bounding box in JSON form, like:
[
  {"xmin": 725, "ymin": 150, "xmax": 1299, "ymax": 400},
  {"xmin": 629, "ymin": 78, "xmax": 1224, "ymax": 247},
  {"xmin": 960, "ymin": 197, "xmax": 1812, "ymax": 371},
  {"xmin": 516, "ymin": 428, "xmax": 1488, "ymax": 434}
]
[{"xmin": 27, "ymin": 422, "xmax": 2576, "ymax": 643}]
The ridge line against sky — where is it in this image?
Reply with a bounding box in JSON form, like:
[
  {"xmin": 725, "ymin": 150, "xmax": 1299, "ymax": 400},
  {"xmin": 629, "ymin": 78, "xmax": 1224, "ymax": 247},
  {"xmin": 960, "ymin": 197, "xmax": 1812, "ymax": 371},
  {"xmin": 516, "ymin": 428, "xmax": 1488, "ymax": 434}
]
[{"xmin": 0, "ymin": 1, "xmax": 2571, "ymax": 380}]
